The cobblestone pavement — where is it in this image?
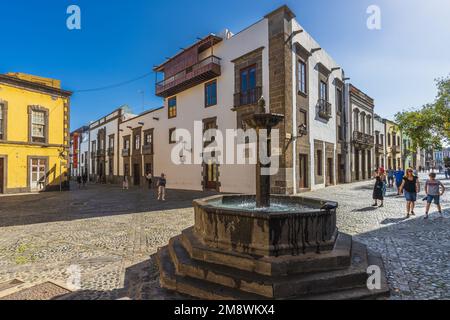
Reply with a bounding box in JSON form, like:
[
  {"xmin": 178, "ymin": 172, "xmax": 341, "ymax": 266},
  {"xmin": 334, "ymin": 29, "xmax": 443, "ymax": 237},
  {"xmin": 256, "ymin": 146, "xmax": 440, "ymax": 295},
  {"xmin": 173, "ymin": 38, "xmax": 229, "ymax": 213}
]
[{"xmin": 0, "ymin": 174, "xmax": 449, "ymax": 300}]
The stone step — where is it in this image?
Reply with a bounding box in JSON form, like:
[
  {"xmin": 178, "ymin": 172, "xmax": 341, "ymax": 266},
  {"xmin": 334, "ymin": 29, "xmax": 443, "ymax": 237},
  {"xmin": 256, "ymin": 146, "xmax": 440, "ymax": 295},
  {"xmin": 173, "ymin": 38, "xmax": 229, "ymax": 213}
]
[
  {"xmin": 157, "ymin": 246, "xmax": 266, "ymax": 300},
  {"xmin": 157, "ymin": 242, "xmax": 388, "ymax": 300},
  {"xmin": 181, "ymin": 227, "xmax": 352, "ymax": 277},
  {"xmin": 170, "ymin": 235, "xmax": 370, "ymax": 299},
  {"xmin": 299, "ymin": 251, "xmax": 390, "ymax": 300}
]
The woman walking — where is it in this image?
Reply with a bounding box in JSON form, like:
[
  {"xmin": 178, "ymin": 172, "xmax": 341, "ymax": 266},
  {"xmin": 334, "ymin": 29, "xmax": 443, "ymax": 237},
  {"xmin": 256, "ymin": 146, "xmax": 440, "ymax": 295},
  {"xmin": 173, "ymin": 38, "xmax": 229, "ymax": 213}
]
[
  {"xmin": 372, "ymin": 169, "xmax": 385, "ymax": 208},
  {"xmin": 399, "ymin": 168, "xmax": 420, "ymax": 218}
]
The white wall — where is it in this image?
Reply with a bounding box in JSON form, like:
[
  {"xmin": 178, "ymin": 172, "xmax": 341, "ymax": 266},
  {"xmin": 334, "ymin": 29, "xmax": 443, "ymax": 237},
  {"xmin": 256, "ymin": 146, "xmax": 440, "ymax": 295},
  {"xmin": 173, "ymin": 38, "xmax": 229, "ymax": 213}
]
[
  {"xmin": 291, "ymin": 20, "xmax": 342, "ymax": 191},
  {"xmin": 121, "ymin": 19, "xmax": 269, "ymax": 193}
]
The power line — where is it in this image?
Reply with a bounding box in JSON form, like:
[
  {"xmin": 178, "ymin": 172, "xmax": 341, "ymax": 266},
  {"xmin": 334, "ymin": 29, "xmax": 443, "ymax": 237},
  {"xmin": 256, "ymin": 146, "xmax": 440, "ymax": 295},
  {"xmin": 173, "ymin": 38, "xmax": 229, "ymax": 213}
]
[{"xmin": 73, "ymin": 71, "xmax": 154, "ymax": 93}]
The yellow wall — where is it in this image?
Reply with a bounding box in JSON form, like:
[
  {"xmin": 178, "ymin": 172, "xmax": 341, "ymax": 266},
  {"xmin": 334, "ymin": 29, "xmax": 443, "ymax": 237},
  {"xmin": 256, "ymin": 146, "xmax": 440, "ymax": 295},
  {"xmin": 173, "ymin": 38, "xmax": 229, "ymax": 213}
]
[{"xmin": 0, "ymin": 74, "xmax": 70, "ymax": 193}]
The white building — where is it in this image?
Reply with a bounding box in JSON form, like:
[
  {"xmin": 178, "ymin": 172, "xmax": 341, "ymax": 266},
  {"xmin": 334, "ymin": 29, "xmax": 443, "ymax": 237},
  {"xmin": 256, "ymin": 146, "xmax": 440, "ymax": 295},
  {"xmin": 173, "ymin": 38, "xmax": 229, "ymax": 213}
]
[
  {"xmin": 113, "ymin": 5, "xmax": 348, "ymax": 194},
  {"xmin": 88, "ymin": 105, "xmax": 135, "ymax": 183},
  {"xmin": 373, "ymin": 114, "xmax": 386, "ymax": 169}
]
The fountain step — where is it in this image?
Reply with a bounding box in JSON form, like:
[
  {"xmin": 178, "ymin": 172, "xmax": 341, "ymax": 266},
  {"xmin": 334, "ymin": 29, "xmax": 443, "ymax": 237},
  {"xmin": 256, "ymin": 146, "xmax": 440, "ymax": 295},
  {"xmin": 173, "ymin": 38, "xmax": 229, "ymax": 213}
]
[
  {"xmin": 157, "ymin": 246, "xmax": 265, "ymax": 300},
  {"xmin": 169, "ymin": 235, "xmax": 370, "ymax": 299},
  {"xmin": 299, "ymin": 251, "xmax": 390, "ymax": 300},
  {"xmin": 157, "ymin": 242, "xmax": 390, "ymax": 300},
  {"xmin": 180, "ymin": 227, "xmax": 352, "ymax": 277}
]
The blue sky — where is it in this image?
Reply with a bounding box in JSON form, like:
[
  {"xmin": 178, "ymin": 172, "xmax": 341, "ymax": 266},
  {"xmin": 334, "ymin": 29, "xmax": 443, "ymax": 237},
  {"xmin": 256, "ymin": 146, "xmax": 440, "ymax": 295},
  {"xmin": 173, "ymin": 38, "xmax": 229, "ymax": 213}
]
[{"xmin": 1, "ymin": 0, "xmax": 449, "ymax": 130}]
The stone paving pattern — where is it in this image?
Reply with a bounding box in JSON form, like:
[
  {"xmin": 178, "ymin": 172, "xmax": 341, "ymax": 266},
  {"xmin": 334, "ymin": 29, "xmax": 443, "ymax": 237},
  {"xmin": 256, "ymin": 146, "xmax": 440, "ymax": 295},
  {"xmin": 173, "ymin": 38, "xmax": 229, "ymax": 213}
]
[{"xmin": 0, "ymin": 174, "xmax": 448, "ymax": 300}]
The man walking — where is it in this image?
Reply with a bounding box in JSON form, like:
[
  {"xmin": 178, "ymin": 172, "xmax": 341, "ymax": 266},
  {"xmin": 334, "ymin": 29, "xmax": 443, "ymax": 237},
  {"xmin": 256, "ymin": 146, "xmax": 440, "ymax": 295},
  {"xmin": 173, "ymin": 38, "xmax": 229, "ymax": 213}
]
[
  {"xmin": 394, "ymin": 168, "xmax": 405, "ymax": 195},
  {"xmin": 424, "ymin": 172, "xmax": 446, "ymax": 219},
  {"xmin": 157, "ymin": 173, "xmax": 167, "ymax": 201}
]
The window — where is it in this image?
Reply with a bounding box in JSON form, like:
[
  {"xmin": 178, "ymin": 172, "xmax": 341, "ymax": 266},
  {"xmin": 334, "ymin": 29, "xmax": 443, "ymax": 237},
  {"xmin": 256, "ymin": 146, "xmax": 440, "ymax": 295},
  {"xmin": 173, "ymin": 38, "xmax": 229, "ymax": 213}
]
[
  {"xmin": 338, "ymin": 125, "xmax": 343, "ymax": 141},
  {"xmin": 297, "ymin": 60, "xmax": 307, "ymax": 94},
  {"xmin": 92, "ymin": 141, "xmax": 96, "ymax": 152},
  {"xmin": 145, "ymin": 131, "xmax": 153, "ymax": 145},
  {"xmin": 109, "ymin": 135, "xmax": 115, "ymax": 149},
  {"xmin": 388, "ymin": 134, "xmax": 391, "ymax": 146},
  {"xmin": 134, "ymin": 134, "xmax": 141, "ymax": 150},
  {"xmin": 0, "ymin": 103, "xmax": 4, "ymax": 140},
  {"xmin": 240, "ymin": 66, "xmax": 256, "ymax": 93},
  {"xmin": 336, "ymin": 88, "xmax": 343, "ymax": 113},
  {"xmin": 168, "ymin": 97, "xmax": 177, "ymax": 119},
  {"xmin": 319, "ymin": 81, "xmax": 328, "ymax": 101},
  {"xmin": 169, "ymin": 128, "xmax": 177, "ymax": 144},
  {"xmin": 380, "ymin": 134, "xmax": 384, "ymax": 145},
  {"xmin": 31, "ymin": 110, "xmax": 46, "ymax": 143},
  {"xmin": 239, "ymin": 65, "xmax": 257, "ymax": 105},
  {"xmin": 205, "ymin": 81, "xmax": 217, "ymax": 107},
  {"xmin": 354, "ymin": 111, "xmax": 359, "ymax": 132},
  {"xmin": 317, "ymin": 150, "xmax": 323, "ymax": 176}
]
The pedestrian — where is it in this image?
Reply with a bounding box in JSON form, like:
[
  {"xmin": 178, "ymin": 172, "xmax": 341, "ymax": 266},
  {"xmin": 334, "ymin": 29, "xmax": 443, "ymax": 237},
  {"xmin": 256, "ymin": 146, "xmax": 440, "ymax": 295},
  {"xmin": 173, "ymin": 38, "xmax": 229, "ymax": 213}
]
[
  {"xmin": 424, "ymin": 172, "xmax": 446, "ymax": 219},
  {"xmin": 387, "ymin": 169, "xmax": 394, "ymax": 188},
  {"xmin": 77, "ymin": 175, "xmax": 82, "ymax": 189},
  {"xmin": 123, "ymin": 176, "xmax": 129, "ymax": 190},
  {"xmin": 146, "ymin": 171, "xmax": 153, "ymax": 190},
  {"xmin": 394, "ymin": 168, "xmax": 405, "ymax": 195},
  {"xmin": 399, "ymin": 168, "xmax": 420, "ymax": 218},
  {"xmin": 157, "ymin": 173, "xmax": 167, "ymax": 201},
  {"xmin": 445, "ymin": 167, "xmax": 449, "ymax": 180},
  {"xmin": 372, "ymin": 169, "xmax": 385, "ymax": 208},
  {"xmin": 82, "ymin": 172, "xmax": 88, "ymax": 188}
]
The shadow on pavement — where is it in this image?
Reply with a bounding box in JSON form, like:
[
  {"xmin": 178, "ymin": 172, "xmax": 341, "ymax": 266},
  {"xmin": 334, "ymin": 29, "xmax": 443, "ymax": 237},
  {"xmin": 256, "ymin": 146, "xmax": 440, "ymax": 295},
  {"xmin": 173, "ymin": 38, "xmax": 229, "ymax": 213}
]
[{"xmin": 0, "ymin": 182, "xmax": 219, "ymax": 228}]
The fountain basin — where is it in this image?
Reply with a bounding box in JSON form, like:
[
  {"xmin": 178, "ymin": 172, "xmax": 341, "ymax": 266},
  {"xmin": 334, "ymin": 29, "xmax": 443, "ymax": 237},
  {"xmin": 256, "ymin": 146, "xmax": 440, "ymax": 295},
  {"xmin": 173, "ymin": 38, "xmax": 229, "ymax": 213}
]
[{"xmin": 193, "ymin": 195, "xmax": 338, "ymax": 257}]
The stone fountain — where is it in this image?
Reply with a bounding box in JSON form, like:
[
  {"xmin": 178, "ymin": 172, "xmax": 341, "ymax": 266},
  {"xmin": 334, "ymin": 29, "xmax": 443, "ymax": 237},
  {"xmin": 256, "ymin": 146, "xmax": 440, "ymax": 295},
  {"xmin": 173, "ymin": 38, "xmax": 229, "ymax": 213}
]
[{"xmin": 156, "ymin": 98, "xmax": 389, "ymax": 300}]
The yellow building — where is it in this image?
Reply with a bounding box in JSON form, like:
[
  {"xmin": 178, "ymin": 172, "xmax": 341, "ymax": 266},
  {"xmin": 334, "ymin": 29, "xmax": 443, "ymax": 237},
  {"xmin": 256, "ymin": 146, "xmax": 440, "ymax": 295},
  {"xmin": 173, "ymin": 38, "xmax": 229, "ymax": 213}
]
[
  {"xmin": 0, "ymin": 72, "xmax": 72, "ymax": 194},
  {"xmin": 384, "ymin": 119, "xmax": 403, "ymax": 170}
]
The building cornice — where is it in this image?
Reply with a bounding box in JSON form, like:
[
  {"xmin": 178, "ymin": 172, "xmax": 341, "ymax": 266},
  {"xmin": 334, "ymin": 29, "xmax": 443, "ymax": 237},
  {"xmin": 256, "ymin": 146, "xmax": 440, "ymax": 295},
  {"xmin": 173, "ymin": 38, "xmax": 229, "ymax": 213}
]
[{"xmin": 0, "ymin": 74, "xmax": 72, "ymax": 97}]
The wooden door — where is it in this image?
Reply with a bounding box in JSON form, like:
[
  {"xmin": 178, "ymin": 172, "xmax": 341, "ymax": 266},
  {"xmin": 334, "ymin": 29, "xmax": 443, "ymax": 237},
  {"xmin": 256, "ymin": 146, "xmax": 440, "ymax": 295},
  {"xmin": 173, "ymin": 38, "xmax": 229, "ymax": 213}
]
[
  {"xmin": 133, "ymin": 164, "xmax": 140, "ymax": 186},
  {"xmin": 299, "ymin": 154, "xmax": 308, "ymax": 189},
  {"xmin": 0, "ymin": 158, "xmax": 4, "ymax": 194}
]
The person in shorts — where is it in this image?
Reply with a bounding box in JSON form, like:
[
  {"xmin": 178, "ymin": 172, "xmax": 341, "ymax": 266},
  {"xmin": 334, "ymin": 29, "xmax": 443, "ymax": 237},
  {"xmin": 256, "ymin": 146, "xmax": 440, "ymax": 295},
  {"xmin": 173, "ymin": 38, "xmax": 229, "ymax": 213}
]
[
  {"xmin": 399, "ymin": 168, "xmax": 420, "ymax": 218},
  {"xmin": 424, "ymin": 172, "xmax": 445, "ymax": 219}
]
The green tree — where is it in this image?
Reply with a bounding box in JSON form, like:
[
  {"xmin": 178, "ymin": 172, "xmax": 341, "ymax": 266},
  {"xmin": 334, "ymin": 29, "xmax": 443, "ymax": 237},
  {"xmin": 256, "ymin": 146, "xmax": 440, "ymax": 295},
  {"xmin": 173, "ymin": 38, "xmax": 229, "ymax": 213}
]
[{"xmin": 395, "ymin": 76, "xmax": 450, "ymax": 150}]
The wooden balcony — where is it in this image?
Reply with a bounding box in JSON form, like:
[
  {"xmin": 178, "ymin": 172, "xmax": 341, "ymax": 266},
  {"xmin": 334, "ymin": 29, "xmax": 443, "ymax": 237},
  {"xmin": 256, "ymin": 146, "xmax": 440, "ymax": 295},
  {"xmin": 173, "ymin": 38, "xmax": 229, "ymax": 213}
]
[
  {"xmin": 233, "ymin": 87, "xmax": 262, "ymax": 108},
  {"xmin": 353, "ymin": 131, "xmax": 374, "ymax": 149},
  {"xmin": 317, "ymin": 99, "xmax": 332, "ymax": 120},
  {"xmin": 97, "ymin": 149, "xmax": 106, "ymax": 157},
  {"xmin": 391, "ymin": 145, "xmax": 401, "ymax": 154},
  {"xmin": 155, "ymin": 56, "xmax": 221, "ymax": 98}
]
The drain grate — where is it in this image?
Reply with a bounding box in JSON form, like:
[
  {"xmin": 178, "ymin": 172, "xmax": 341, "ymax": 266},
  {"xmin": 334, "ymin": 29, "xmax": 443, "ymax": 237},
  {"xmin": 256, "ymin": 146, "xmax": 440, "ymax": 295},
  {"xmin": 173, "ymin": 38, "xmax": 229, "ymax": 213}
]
[{"xmin": 0, "ymin": 282, "xmax": 71, "ymax": 300}]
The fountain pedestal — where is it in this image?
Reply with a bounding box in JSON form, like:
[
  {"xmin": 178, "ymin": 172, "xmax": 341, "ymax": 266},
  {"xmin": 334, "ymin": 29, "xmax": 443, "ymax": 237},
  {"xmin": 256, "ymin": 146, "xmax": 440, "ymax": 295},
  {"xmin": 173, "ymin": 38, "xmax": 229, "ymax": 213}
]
[{"xmin": 156, "ymin": 106, "xmax": 390, "ymax": 300}]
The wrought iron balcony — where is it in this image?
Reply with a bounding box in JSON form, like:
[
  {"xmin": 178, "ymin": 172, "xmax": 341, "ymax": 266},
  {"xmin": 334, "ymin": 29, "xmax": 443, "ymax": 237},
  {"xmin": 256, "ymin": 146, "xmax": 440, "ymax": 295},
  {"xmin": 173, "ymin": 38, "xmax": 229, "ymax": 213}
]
[
  {"xmin": 155, "ymin": 56, "xmax": 221, "ymax": 98},
  {"xmin": 353, "ymin": 131, "xmax": 374, "ymax": 149},
  {"xmin": 97, "ymin": 149, "xmax": 106, "ymax": 157},
  {"xmin": 233, "ymin": 87, "xmax": 262, "ymax": 108},
  {"xmin": 122, "ymin": 149, "xmax": 130, "ymax": 157},
  {"xmin": 142, "ymin": 144, "xmax": 153, "ymax": 155},
  {"xmin": 391, "ymin": 145, "xmax": 401, "ymax": 154},
  {"xmin": 317, "ymin": 99, "xmax": 332, "ymax": 120},
  {"xmin": 375, "ymin": 143, "xmax": 384, "ymax": 153}
]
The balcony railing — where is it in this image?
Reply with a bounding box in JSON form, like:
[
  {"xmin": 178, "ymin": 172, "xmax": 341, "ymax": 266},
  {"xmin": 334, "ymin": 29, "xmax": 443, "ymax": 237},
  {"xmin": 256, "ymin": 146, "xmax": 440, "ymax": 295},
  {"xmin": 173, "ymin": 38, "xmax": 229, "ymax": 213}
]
[
  {"xmin": 233, "ymin": 87, "xmax": 262, "ymax": 108},
  {"xmin": 97, "ymin": 149, "xmax": 105, "ymax": 157},
  {"xmin": 375, "ymin": 143, "xmax": 384, "ymax": 153},
  {"xmin": 391, "ymin": 145, "xmax": 401, "ymax": 154},
  {"xmin": 317, "ymin": 99, "xmax": 332, "ymax": 120},
  {"xmin": 122, "ymin": 149, "xmax": 130, "ymax": 157},
  {"xmin": 353, "ymin": 131, "xmax": 375, "ymax": 148},
  {"xmin": 107, "ymin": 147, "xmax": 114, "ymax": 156},
  {"xmin": 155, "ymin": 55, "xmax": 221, "ymax": 98},
  {"xmin": 142, "ymin": 144, "xmax": 153, "ymax": 155}
]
